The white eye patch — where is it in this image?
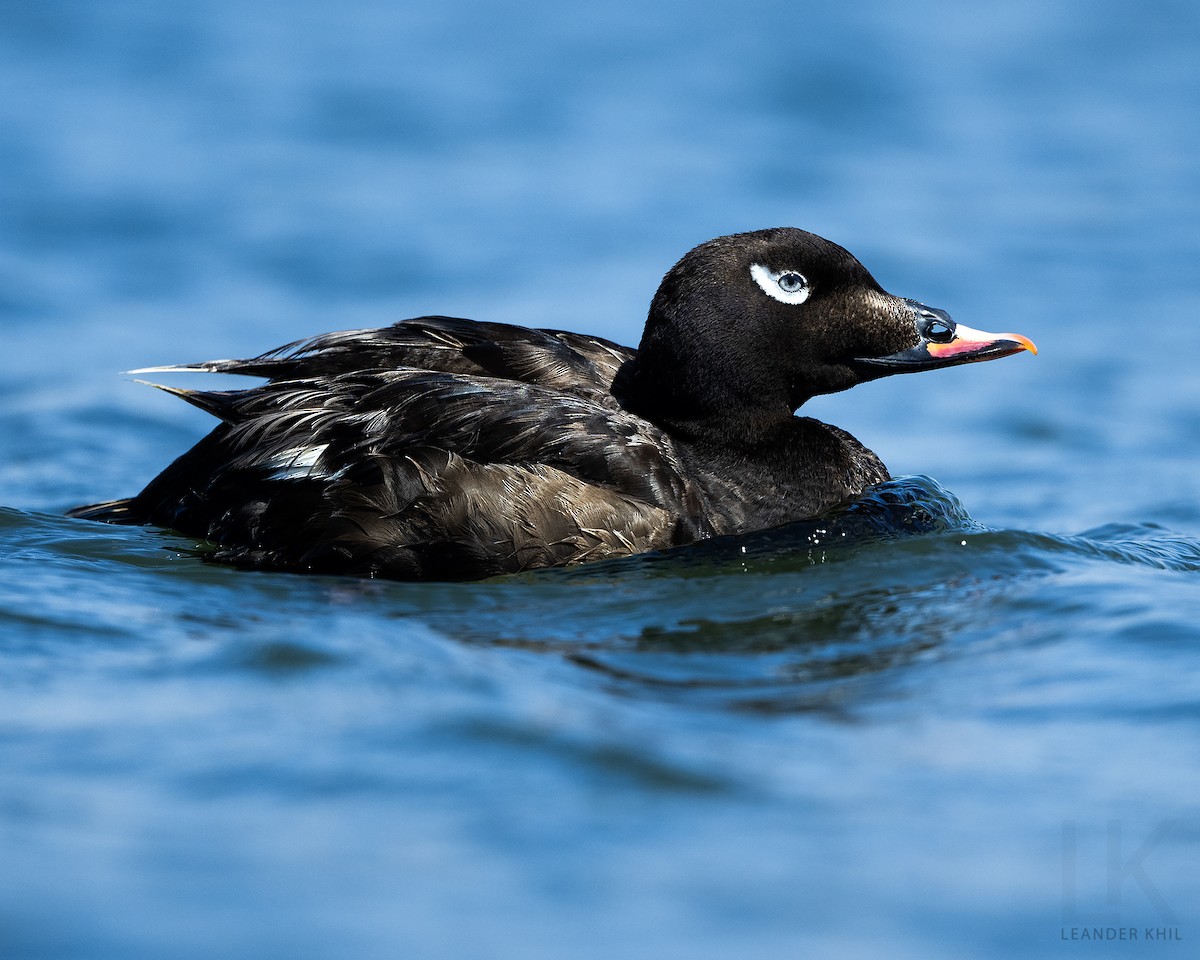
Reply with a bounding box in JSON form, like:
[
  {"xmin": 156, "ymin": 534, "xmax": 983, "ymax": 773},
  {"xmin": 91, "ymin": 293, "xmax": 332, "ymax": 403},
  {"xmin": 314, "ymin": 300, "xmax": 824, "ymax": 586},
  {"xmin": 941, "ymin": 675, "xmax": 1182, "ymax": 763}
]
[{"xmin": 750, "ymin": 263, "xmax": 812, "ymax": 305}]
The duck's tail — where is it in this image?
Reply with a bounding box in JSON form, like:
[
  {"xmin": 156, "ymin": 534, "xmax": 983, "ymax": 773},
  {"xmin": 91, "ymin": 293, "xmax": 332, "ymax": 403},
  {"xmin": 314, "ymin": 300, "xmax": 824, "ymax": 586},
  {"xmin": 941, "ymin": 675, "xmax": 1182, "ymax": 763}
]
[{"xmin": 67, "ymin": 498, "xmax": 144, "ymax": 525}]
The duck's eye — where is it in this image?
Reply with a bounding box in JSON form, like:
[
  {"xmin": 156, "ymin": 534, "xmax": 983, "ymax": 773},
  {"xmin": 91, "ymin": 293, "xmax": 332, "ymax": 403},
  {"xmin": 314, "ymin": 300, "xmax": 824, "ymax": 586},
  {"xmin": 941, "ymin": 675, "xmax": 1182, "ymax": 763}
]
[
  {"xmin": 750, "ymin": 263, "xmax": 812, "ymax": 305},
  {"xmin": 923, "ymin": 318, "xmax": 955, "ymax": 343}
]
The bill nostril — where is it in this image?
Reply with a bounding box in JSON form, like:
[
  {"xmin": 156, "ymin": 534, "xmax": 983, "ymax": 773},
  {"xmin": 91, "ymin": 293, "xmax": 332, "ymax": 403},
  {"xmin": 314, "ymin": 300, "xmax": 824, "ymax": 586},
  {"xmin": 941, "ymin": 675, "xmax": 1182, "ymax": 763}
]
[{"xmin": 921, "ymin": 317, "xmax": 956, "ymax": 343}]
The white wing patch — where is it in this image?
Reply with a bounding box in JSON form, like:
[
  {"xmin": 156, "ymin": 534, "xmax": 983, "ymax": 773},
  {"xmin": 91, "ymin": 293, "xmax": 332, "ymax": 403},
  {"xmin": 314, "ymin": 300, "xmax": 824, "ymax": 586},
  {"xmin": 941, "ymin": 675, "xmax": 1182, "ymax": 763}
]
[{"xmin": 263, "ymin": 444, "xmax": 330, "ymax": 480}]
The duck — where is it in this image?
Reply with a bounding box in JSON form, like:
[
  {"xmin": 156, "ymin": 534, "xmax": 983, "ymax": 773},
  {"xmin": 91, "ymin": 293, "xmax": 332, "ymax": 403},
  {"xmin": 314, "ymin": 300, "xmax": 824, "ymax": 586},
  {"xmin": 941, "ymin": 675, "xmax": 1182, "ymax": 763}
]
[{"xmin": 69, "ymin": 228, "xmax": 1036, "ymax": 580}]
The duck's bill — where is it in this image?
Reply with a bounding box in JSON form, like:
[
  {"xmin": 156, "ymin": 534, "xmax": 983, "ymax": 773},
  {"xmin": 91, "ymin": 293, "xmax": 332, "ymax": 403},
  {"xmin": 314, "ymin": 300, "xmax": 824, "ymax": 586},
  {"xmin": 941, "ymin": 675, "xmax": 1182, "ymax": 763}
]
[{"xmin": 856, "ymin": 300, "xmax": 1038, "ymax": 372}]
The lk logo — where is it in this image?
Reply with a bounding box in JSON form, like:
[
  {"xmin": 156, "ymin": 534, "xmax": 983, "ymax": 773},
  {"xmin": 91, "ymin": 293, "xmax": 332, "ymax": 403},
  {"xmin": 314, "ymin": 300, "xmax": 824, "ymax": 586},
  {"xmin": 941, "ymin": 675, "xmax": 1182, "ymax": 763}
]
[{"xmin": 1061, "ymin": 819, "xmax": 1179, "ymax": 925}]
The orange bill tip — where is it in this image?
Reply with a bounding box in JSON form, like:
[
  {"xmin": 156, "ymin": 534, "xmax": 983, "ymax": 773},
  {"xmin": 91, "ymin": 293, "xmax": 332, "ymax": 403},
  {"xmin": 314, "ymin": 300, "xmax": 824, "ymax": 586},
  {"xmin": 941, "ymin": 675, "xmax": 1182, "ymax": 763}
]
[{"xmin": 1009, "ymin": 333, "xmax": 1038, "ymax": 355}]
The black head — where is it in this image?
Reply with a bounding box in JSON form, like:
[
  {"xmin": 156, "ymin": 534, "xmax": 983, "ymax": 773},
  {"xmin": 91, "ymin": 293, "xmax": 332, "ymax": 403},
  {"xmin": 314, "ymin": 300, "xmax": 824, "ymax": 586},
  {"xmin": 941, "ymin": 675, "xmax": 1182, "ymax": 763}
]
[{"xmin": 618, "ymin": 227, "xmax": 1034, "ymax": 444}]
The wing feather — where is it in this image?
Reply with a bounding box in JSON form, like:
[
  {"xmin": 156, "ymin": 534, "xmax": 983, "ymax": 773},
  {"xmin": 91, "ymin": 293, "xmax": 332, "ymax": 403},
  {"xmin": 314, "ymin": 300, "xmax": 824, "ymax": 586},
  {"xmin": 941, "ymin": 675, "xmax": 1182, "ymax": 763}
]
[
  {"xmin": 117, "ymin": 363, "xmax": 713, "ymax": 578},
  {"xmin": 138, "ymin": 317, "xmax": 635, "ymax": 405}
]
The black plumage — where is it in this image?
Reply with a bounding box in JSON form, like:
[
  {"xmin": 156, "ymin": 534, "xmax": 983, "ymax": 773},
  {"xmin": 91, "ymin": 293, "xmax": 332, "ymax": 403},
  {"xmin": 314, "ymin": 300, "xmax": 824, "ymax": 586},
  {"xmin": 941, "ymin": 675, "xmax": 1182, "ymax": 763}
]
[{"xmin": 69, "ymin": 228, "xmax": 1035, "ymax": 580}]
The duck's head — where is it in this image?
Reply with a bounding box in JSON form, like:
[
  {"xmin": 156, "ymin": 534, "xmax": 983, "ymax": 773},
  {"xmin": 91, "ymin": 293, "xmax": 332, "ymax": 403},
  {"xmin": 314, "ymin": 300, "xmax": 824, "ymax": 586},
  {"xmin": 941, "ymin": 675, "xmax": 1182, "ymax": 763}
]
[{"xmin": 621, "ymin": 227, "xmax": 1036, "ymax": 441}]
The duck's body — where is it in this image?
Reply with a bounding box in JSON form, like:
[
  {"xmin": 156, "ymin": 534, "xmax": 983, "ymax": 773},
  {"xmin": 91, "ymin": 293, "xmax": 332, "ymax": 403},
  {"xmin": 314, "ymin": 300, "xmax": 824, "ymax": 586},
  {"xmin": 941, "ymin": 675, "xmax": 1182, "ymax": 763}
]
[{"xmin": 70, "ymin": 228, "xmax": 1034, "ymax": 580}]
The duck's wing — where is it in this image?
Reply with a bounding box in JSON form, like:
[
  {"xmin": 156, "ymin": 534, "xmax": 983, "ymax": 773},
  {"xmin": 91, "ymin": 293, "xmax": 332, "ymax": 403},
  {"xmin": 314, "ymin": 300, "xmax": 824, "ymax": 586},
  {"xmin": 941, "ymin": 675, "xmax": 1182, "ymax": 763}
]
[
  {"xmin": 207, "ymin": 450, "xmax": 683, "ymax": 579},
  {"xmin": 102, "ymin": 369, "xmax": 711, "ymax": 579},
  {"xmin": 135, "ymin": 316, "xmax": 635, "ymax": 404}
]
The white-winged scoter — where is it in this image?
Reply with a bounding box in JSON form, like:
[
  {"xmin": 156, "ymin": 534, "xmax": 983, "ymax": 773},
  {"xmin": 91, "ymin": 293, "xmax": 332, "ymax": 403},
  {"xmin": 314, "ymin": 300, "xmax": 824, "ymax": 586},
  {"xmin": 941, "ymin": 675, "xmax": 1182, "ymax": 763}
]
[{"xmin": 69, "ymin": 228, "xmax": 1036, "ymax": 580}]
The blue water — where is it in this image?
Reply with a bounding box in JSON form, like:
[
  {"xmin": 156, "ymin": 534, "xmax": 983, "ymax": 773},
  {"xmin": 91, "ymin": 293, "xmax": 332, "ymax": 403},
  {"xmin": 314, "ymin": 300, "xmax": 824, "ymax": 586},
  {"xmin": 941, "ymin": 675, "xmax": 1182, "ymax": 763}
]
[{"xmin": 3, "ymin": 1, "xmax": 1200, "ymax": 957}]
